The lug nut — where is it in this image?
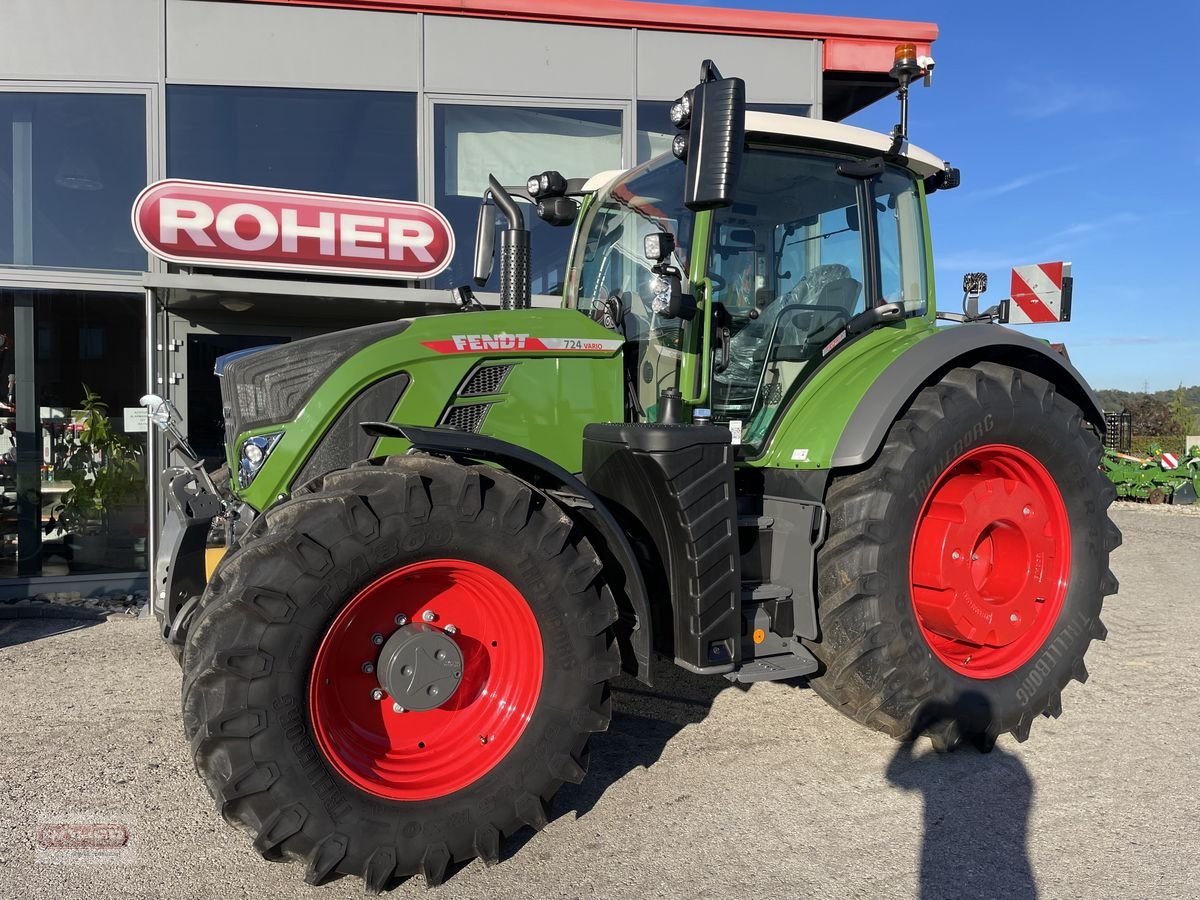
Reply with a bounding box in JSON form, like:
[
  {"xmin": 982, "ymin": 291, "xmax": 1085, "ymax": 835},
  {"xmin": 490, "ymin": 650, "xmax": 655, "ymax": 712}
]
[
  {"xmin": 428, "ymin": 685, "xmax": 439, "ymax": 696},
  {"xmin": 951, "ymin": 550, "xmax": 961, "ymax": 560},
  {"xmin": 371, "ymin": 633, "xmax": 384, "ymax": 646},
  {"xmin": 1023, "ymin": 505, "xmax": 1033, "ymax": 517},
  {"xmin": 401, "ymin": 664, "xmax": 412, "ymax": 676},
  {"xmin": 444, "ymin": 623, "xmax": 458, "ymax": 635},
  {"xmin": 370, "ymin": 688, "xmax": 385, "ymax": 701},
  {"xmin": 392, "ymin": 702, "xmax": 406, "ymax": 714},
  {"xmin": 435, "ymin": 649, "xmax": 446, "ymax": 661},
  {"xmin": 361, "ymin": 662, "xmax": 375, "ymax": 674},
  {"xmin": 422, "ymin": 610, "xmax": 437, "ymax": 623},
  {"xmin": 1010, "ymin": 613, "xmax": 1020, "ymax": 623},
  {"xmin": 394, "ymin": 613, "xmax": 408, "ymax": 627}
]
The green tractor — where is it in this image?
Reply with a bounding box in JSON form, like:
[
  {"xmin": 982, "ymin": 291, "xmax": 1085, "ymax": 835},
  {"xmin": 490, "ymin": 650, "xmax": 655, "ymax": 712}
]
[{"xmin": 144, "ymin": 57, "xmax": 1119, "ymax": 891}]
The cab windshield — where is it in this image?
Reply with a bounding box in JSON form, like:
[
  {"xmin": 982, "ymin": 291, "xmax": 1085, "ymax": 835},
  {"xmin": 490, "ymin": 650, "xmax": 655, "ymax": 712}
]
[
  {"xmin": 569, "ymin": 154, "xmax": 693, "ymax": 419},
  {"xmin": 568, "ymin": 146, "xmax": 928, "ymax": 440}
]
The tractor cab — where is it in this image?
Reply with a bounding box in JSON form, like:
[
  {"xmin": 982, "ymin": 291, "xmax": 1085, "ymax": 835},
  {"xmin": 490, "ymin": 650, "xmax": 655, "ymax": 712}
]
[{"xmin": 566, "ymin": 111, "xmax": 945, "ymax": 448}]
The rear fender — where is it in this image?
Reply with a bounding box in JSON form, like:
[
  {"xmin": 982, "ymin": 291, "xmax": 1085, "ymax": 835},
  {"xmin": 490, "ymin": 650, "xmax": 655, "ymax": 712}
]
[
  {"xmin": 831, "ymin": 324, "xmax": 1105, "ymax": 468},
  {"xmin": 363, "ymin": 422, "xmax": 655, "ymax": 685}
]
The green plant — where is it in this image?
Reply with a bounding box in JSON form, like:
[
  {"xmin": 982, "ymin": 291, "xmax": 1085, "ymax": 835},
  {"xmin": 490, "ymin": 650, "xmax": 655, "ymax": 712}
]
[
  {"xmin": 51, "ymin": 384, "xmax": 144, "ymax": 535},
  {"xmin": 1170, "ymin": 383, "xmax": 1196, "ymax": 439}
]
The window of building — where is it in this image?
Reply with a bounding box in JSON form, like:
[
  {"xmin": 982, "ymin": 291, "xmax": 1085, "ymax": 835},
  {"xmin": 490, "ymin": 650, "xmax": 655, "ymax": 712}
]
[
  {"xmin": 432, "ymin": 104, "xmax": 624, "ymax": 294},
  {"xmin": 0, "ymin": 92, "xmax": 147, "ymax": 271},
  {"xmin": 0, "ymin": 290, "xmax": 147, "ymax": 577},
  {"xmin": 167, "ymin": 85, "xmax": 418, "ymax": 200},
  {"xmin": 636, "ymin": 101, "xmax": 811, "ymax": 164}
]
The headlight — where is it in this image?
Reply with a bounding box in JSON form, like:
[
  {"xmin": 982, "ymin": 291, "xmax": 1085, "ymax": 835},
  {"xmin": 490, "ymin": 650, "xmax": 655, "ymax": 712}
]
[
  {"xmin": 671, "ymin": 132, "xmax": 688, "ymax": 161},
  {"xmin": 237, "ymin": 432, "xmax": 283, "ymax": 489}
]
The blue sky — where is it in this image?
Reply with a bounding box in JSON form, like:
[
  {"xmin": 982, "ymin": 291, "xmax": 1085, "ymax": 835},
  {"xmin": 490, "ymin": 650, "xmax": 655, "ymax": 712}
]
[{"xmin": 650, "ymin": 0, "xmax": 1198, "ymax": 391}]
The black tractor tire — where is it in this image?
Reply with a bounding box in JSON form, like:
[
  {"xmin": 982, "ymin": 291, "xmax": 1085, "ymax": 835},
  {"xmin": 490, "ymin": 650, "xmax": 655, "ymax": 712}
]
[
  {"xmin": 805, "ymin": 362, "xmax": 1120, "ymax": 751},
  {"xmin": 180, "ymin": 455, "xmax": 620, "ymax": 891}
]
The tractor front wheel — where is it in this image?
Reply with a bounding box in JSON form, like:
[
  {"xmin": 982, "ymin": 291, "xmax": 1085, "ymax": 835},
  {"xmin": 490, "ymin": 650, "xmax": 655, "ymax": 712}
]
[
  {"xmin": 806, "ymin": 363, "xmax": 1120, "ymax": 750},
  {"xmin": 180, "ymin": 456, "xmax": 619, "ymax": 891}
]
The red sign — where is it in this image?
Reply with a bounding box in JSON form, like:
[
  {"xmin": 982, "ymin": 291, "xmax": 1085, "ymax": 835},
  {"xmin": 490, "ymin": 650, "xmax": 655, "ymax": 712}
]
[{"xmin": 132, "ymin": 180, "xmax": 454, "ymax": 279}]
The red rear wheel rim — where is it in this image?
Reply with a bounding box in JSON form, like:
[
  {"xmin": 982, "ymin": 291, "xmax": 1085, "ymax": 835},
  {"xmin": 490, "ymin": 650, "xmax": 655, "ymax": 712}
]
[
  {"xmin": 909, "ymin": 443, "xmax": 1071, "ymax": 679},
  {"xmin": 309, "ymin": 559, "xmax": 543, "ymax": 801}
]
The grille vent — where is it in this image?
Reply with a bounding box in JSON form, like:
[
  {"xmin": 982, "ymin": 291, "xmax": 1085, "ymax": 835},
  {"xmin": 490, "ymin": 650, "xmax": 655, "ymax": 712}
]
[
  {"xmin": 460, "ymin": 364, "xmax": 514, "ymax": 397},
  {"xmin": 440, "ymin": 403, "xmax": 491, "ymax": 433}
]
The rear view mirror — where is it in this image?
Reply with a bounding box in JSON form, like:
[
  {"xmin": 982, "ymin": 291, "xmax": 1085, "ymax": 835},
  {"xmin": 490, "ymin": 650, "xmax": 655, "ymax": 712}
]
[
  {"xmin": 683, "ymin": 62, "xmax": 746, "ymax": 212},
  {"xmin": 473, "ymin": 199, "xmax": 495, "ymax": 287}
]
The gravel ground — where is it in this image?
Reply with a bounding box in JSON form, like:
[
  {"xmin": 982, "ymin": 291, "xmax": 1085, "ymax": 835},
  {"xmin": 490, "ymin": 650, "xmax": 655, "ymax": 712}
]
[{"xmin": 0, "ymin": 504, "xmax": 1197, "ymax": 900}]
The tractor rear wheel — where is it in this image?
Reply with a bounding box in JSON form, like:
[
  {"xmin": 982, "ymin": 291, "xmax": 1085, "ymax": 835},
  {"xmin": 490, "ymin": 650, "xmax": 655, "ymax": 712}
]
[
  {"xmin": 806, "ymin": 363, "xmax": 1120, "ymax": 750},
  {"xmin": 180, "ymin": 456, "xmax": 619, "ymax": 891}
]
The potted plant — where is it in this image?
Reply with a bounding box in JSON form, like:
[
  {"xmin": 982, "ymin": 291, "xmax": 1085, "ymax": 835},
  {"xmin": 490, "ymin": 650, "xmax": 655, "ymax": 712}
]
[{"xmin": 48, "ymin": 385, "xmax": 145, "ymax": 568}]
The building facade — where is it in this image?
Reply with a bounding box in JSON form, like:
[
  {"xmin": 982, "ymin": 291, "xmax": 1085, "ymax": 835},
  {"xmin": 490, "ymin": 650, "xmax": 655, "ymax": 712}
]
[{"xmin": 0, "ymin": 0, "xmax": 935, "ymax": 597}]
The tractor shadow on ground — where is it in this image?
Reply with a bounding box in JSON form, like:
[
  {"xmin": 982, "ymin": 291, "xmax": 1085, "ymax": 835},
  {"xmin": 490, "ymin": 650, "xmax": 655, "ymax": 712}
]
[
  {"xmin": 885, "ymin": 693, "xmax": 1037, "ymax": 900},
  {"xmin": 0, "ymin": 608, "xmax": 106, "ymax": 650},
  {"xmin": 547, "ymin": 665, "xmax": 737, "ymax": 822}
]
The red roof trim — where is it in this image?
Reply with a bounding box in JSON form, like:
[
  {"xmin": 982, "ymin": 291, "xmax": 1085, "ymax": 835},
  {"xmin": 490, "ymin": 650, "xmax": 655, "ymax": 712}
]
[{"xmin": 236, "ymin": 0, "xmax": 937, "ymax": 73}]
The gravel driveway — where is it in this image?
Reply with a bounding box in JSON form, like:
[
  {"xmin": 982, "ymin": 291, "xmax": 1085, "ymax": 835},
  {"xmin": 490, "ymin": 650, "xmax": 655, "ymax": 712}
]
[{"xmin": 1, "ymin": 503, "xmax": 1196, "ymax": 899}]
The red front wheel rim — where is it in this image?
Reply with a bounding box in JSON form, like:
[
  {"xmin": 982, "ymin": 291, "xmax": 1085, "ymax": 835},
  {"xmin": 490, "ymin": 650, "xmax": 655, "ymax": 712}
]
[
  {"xmin": 309, "ymin": 559, "xmax": 543, "ymax": 801},
  {"xmin": 909, "ymin": 443, "xmax": 1071, "ymax": 679}
]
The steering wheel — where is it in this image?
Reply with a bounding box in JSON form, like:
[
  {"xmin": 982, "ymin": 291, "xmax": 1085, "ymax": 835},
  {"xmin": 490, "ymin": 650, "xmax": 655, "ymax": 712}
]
[
  {"xmin": 750, "ymin": 303, "xmax": 852, "ymax": 363},
  {"xmin": 707, "ymin": 273, "xmax": 727, "ymax": 292}
]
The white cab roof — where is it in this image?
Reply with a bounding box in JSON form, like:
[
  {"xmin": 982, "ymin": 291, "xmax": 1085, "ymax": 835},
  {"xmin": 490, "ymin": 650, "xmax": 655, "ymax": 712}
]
[
  {"xmin": 580, "ymin": 113, "xmax": 947, "ymax": 194},
  {"xmin": 745, "ymin": 111, "xmax": 947, "ymax": 177}
]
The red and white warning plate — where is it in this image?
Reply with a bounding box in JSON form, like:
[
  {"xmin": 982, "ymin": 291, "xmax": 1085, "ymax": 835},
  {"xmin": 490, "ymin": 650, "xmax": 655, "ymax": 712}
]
[
  {"xmin": 1161, "ymin": 452, "xmax": 1180, "ymax": 470},
  {"xmin": 1007, "ymin": 261, "xmax": 1072, "ymax": 325}
]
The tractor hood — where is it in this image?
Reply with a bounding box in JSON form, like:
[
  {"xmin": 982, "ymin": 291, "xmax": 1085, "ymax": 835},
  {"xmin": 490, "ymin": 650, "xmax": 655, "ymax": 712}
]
[
  {"xmin": 213, "ymin": 344, "xmax": 282, "ymax": 377},
  {"xmin": 219, "ymin": 319, "xmax": 413, "ymax": 463},
  {"xmin": 219, "ymin": 308, "xmax": 625, "ymax": 511}
]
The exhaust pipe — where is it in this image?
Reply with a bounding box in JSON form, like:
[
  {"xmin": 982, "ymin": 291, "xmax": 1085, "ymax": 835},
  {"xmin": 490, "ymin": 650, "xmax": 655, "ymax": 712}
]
[{"xmin": 487, "ymin": 175, "xmax": 530, "ymax": 310}]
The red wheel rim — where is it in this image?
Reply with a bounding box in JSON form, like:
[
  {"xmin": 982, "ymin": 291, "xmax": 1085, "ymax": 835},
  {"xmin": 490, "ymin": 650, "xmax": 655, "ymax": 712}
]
[
  {"xmin": 309, "ymin": 559, "xmax": 543, "ymax": 801},
  {"xmin": 909, "ymin": 443, "xmax": 1071, "ymax": 679}
]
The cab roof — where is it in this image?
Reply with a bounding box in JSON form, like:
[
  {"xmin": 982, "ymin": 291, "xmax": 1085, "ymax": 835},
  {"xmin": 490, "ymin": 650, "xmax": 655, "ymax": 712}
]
[
  {"xmin": 745, "ymin": 111, "xmax": 947, "ymax": 177},
  {"xmin": 580, "ymin": 112, "xmax": 948, "ymax": 194}
]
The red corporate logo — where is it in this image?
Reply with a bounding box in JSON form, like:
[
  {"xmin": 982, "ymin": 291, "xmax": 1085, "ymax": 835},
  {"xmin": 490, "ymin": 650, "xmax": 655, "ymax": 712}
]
[{"xmin": 132, "ymin": 180, "xmax": 454, "ymax": 279}]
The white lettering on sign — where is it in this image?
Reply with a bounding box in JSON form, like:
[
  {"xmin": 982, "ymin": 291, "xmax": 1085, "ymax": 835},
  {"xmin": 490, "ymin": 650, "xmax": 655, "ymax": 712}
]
[
  {"xmin": 340, "ymin": 215, "xmax": 385, "ymax": 259},
  {"xmin": 451, "ymin": 334, "xmax": 531, "ymax": 351},
  {"xmin": 215, "ymin": 203, "xmax": 278, "ymax": 252},
  {"xmin": 280, "ymin": 209, "xmax": 335, "ymax": 255},
  {"xmin": 388, "ymin": 219, "xmax": 435, "ymax": 263},
  {"xmin": 158, "ymin": 198, "xmax": 216, "ymax": 247}
]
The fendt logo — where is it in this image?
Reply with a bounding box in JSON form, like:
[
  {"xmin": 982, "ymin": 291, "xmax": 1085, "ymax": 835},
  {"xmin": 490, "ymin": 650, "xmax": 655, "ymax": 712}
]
[{"xmin": 132, "ymin": 180, "xmax": 455, "ymax": 279}]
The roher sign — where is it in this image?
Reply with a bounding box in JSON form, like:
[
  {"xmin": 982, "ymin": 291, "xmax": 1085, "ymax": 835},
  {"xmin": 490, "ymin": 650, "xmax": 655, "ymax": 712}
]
[{"xmin": 132, "ymin": 180, "xmax": 455, "ymax": 279}]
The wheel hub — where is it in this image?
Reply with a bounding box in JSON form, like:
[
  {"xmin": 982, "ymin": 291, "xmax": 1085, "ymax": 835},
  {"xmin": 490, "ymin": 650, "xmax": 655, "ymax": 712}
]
[
  {"xmin": 377, "ymin": 623, "xmax": 463, "ymax": 711},
  {"xmin": 910, "ymin": 443, "xmax": 1071, "ymax": 679}
]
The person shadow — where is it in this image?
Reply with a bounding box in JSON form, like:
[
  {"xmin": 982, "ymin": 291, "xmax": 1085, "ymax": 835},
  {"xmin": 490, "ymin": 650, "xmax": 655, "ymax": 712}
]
[{"xmin": 885, "ymin": 691, "xmax": 1037, "ymax": 900}]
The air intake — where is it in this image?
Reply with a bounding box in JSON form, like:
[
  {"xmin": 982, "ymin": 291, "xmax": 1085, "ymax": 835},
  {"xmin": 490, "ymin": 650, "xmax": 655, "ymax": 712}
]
[
  {"xmin": 460, "ymin": 364, "xmax": 514, "ymax": 397},
  {"xmin": 440, "ymin": 403, "xmax": 491, "ymax": 433}
]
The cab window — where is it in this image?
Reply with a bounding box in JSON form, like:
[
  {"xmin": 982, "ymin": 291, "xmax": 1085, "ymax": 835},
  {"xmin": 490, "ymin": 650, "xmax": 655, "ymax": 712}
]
[
  {"xmin": 710, "ymin": 149, "xmax": 866, "ymax": 444},
  {"xmin": 710, "ymin": 150, "xmax": 929, "ymax": 449}
]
